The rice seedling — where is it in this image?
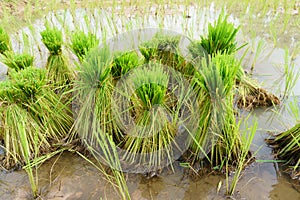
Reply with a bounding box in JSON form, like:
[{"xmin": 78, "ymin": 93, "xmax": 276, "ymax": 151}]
[
  {"xmin": 40, "ymin": 25, "xmax": 73, "ymax": 87},
  {"xmin": 72, "ymin": 45, "xmax": 130, "ymax": 198},
  {"xmin": 266, "ymin": 93, "xmax": 300, "ymax": 178},
  {"xmin": 69, "ymin": 30, "xmax": 99, "ymax": 62},
  {"xmin": 41, "ymin": 25, "xmax": 63, "ymax": 55},
  {"xmin": 0, "ymin": 26, "xmax": 11, "ymax": 55},
  {"xmin": 0, "ymin": 65, "xmax": 74, "ymax": 197},
  {"xmin": 116, "ymin": 64, "xmax": 177, "ymax": 171},
  {"xmin": 0, "ymin": 68, "xmax": 50, "ymax": 199},
  {"xmin": 0, "ymin": 67, "xmax": 73, "ymax": 167},
  {"xmin": 281, "ymin": 49, "xmax": 300, "ymax": 99},
  {"xmin": 72, "ymin": 45, "xmax": 118, "ymax": 142},
  {"xmin": 286, "ymin": 97, "xmax": 300, "ymax": 122},
  {"xmin": 111, "ymin": 51, "xmax": 140, "ymax": 80},
  {"xmin": 185, "ymin": 12, "xmax": 280, "ymax": 110},
  {"xmin": 188, "ymin": 12, "xmax": 246, "ymax": 58},
  {"xmin": 139, "ymin": 32, "xmax": 195, "ymax": 77},
  {"xmin": 190, "ymin": 54, "xmax": 243, "ymax": 168},
  {"xmin": 0, "ymin": 105, "xmax": 42, "ymax": 198},
  {"xmin": 266, "ymin": 123, "xmax": 300, "ymax": 177},
  {"xmin": 1, "ymin": 51, "xmax": 34, "ymax": 72},
  {"xmin": 250, "ymin": 39, "xmax": 265, "ymax": 72},
  {"xmin": 226, "ymin": 117, "xmax": 257, "ymax": 195}
]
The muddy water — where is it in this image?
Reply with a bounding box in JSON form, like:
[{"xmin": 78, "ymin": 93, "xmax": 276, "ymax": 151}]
[{"xmin": 1, "ymin": 4, "xmax": 300, "ymax": 200}]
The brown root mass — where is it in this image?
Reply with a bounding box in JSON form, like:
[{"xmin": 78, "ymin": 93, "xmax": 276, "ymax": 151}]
[{"xmin": 237, "ymin": 88, "xmax": 280, "ymax": 110}]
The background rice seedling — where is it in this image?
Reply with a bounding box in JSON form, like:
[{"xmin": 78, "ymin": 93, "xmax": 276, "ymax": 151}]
[
  {"xmin": 139, "ymin": 33, "xmax": 195, "ymax": 77},
  {"xmin": 69, "ymin": 30, "xmax": 99, "ymax": 63},
  {"xmin": 0, "ymin": 26, "xmax": 11, "ymax": 55},
  {"xmin": 40, "ymin": 24, "xmax": 74, "ymax": 87},
  {"xmin": 188, "ymin": 12, "xmax": 245, "ymax": 58}
]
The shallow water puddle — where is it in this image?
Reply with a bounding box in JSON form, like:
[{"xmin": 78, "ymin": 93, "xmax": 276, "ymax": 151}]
[{"xmin": 0, "ymin": 5, "xmax": 300, "ymax": 200}]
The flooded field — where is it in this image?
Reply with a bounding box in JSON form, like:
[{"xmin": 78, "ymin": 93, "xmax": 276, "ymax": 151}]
[{"xmin": 0, "ymin": 3, "xmax": 300, "ymax": 200}]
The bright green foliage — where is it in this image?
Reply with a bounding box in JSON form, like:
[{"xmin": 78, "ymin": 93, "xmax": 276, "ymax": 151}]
[
  {"xmin": 2, "ymin": 51, "xmax": 34, "ymax": 71},
  {"xmin": 0, "ymin": 67, "xmax": 46, "ymax": 104},
  {"xmin": 188, "ymin": 13, "xmax": 242, "ymax": 58},
  {"xmin": 40, "ymin": 25, "xmax": 73, "ymax": 87},
  {"xmin": 132, "ymin": 65, "xmax": 168, "ymax": 109},
  {"xmin": 40, "ymin": 26, "xmax": 63, "ymax": 55},
  {"xmin": 70, "ymin": 30, "xmax": 99, "ymax": 62},
  {"xmin": 0, "ymin": 27, "xmax": 11, "ymax": 54},
  {"xmin": 111, "ymin": 51, "xmax": 140, "ymax": 79}
]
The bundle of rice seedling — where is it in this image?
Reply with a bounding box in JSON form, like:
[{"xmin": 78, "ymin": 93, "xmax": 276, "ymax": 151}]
[
  {"xmin": 116, "ymin": 65, "xmax": 178, "ymax": 170},
  {"xmin": 69, "ymin": 30, "xmax": 99, "ymax": 62},
  {"xmin": 72, "ymin": 46, "xmax": 130, "ymax": 195},
  {"xmin": 188, "ymin": 13, "xmax": 243, "ymax": 58},
  {"xmin": 113, "ymin": 60, "xmax": 200, "ymax": 173},
  {"xmin": 111, "ymin": 51, "xmax": 140, "ymax": 80},
  {"xmin": 40, "ymin": 25, "xmax": 73, "ymax": 87},
  {"xmin": 139, "ymin": 33, "xmax": 195, "ymax": 77},
  {"xmin": 190, "ymin": 54, "xmax": 245, "ymax": 168},
  {"xmin": 188, "ymin": 13, "xmax": 280, "ymax": 110},
  {"xmin": 266, "ymin": 123, "xmax": 300, "ymax": 177},
  {"xmin": 0, "ymin": 27, "xmax": 11, "ymax": 55},
  {"xmin": 1, "ymin": 51, "xmax": 34, "ymax": 72},
  {"xmin": 72, "ymin": 46, "xmax": 119, "ymax": 143},
  {"xmin": 0, "ymin": 67, "xmax": 73, "ymax": 168}
]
